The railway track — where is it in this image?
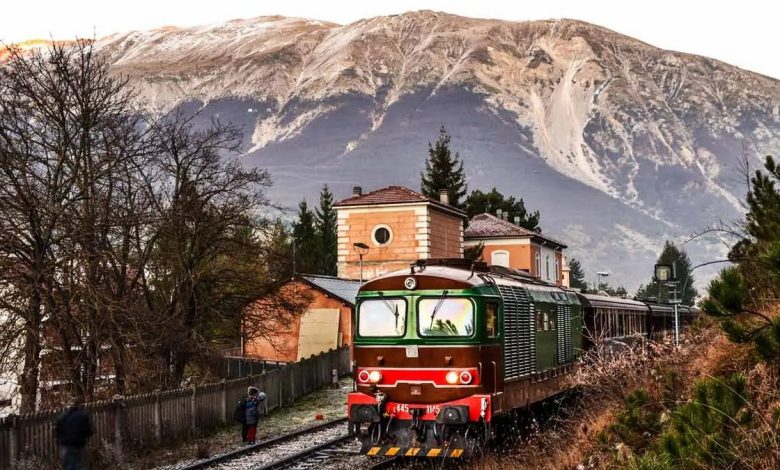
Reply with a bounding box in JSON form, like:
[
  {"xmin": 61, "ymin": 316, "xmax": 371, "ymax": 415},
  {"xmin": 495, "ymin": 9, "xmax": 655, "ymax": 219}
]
[{"xmin": 179, "ymin": 417, "xmax": 354, "ymax": 470}]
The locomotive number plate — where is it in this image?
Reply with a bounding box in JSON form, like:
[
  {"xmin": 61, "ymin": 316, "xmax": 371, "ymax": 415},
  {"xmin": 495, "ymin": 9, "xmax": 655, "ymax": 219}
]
[{"xmin": 405, "ymin": 345, "xmax": 419, "ymax": 358}]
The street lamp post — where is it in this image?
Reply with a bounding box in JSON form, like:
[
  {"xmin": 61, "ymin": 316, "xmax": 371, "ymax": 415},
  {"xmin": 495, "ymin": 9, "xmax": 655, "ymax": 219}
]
[
  {"xmin": 353, "ymin": 242, "xmax": 369, "ymax": 283},
  {"xmin": 596, "ymin": 271, "xmax": 609, "ymax": 294},
  {"xmin": 655, "ymin": 262, "xmax": 681, "ymax": 347}
]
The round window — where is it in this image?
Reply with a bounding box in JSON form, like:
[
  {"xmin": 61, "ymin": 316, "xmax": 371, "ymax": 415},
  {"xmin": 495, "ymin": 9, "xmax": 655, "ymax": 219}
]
[{"xmin": 372, "ymin": 225, "xmax": 392, "ymax": 246}]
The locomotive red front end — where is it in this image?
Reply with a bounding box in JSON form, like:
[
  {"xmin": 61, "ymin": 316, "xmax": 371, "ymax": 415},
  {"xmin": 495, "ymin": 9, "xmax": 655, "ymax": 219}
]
[{"xmin": 347, "ymin": 266, "xmax": 502, "ymax": 458}]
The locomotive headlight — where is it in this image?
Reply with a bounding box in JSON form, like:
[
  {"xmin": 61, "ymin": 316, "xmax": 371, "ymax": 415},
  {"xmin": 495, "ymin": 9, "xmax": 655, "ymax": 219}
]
[
  {"xmin": 459, "ymin": 371, "xmax": 473, "ymax": 384},
  {"xmin": 357, "ymin": 370, "xmax": 370, "ymax": 383},
  {"xmin": 445, "ymin": 371, "xmax": 460, "ymax": 385},
  {"xmin": 368, "ymin": 370, "xmax": 383, "ymax": 383}
]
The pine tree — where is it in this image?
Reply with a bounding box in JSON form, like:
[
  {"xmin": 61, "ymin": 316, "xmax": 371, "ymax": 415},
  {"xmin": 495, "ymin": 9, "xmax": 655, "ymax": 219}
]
[
  {"xmin": 637, "ymin": 241, "xmax": 697, "ymax": 305},
  {"xmin": 463, "ymin": 242, "xmax": 485, "ymax": 261},
  {"xmin": 568, "ymin": 258, "xmax": 588, "ymax": 290},
  {"xmin": 702, "ymin": 156, "xmax": 780, "ymax": 362},
  {"xmin": 658, "ymin": 375, "xmax": 752, "ymax": 469},
  {"xmin": 464, "ymin": 187, "xmax": 541, "ymax": 232},
  {"xmin": 263, "ymin": 219, "xmax": 294, "ymax": 281},
  {"xmin": 292, "ymin": 200, "xmax": 318, "ymax": 274},
  {"xmin": 420, "ymin": 126, "xmax": 467, "ymax": 208},
  {"xmin": 315, "ymin": 185, "xmax": 338, "ymax": 276}
]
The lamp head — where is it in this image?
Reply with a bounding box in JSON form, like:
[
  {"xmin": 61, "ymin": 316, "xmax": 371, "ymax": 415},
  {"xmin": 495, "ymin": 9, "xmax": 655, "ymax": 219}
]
[{"xmin": 655, "ymin": 264, "xmax": 672, "ymax": 282}]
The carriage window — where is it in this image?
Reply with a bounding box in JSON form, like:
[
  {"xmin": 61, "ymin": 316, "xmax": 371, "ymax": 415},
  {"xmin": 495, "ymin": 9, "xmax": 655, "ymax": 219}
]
[
  {"xmin": 543, "ymin": 312, "xmax": 550, "ymax": 331},
  {"xmin": 419, "ymin": 298, "xmax": 474, "ymax": 337},
  {"xmin": 357, "ymin": 298, "xmax": 407, "ymax": 337},
  {"xmin": 486, "ymin": 303, "xmax": 498, "ymax": 338},
  {"xmin": 537, "ymin": 310, "xmax": 543, "ymax": 332}
]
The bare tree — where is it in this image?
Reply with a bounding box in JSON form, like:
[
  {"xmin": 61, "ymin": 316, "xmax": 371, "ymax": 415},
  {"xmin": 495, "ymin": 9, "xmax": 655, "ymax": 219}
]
[
  {"xmin": 142, "ymin": 111, "xmax": 274, "ymax": 386},
  {"xmin": 0, "ymin": 40, "xmax": 287, "ymax": 408}
]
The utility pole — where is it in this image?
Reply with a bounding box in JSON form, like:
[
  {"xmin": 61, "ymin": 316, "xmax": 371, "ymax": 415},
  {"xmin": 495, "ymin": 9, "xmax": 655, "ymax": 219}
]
[
  {"xmin": 668, "ymin": 281, "xmax": 680, "ymax": 347},
  {"xmin": 671, "ymin": 261, "xmax": 680, "ymax": 347}
]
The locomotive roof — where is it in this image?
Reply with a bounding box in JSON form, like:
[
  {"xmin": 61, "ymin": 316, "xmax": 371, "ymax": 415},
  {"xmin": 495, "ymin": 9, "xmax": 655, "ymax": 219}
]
[
  {"xmin": 360, "ymin": 265, "xmax": 486, "ymax": 292},
  {"xmin": 359, "ymin": 260, "xmax": 562, "ymax": 293}
]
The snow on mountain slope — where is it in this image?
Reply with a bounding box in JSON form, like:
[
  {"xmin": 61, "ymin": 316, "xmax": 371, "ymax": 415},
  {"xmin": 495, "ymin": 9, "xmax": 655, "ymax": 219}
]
[{"xmin": 87, "ymin": 11, "xmax": 780, "ymax": 289}]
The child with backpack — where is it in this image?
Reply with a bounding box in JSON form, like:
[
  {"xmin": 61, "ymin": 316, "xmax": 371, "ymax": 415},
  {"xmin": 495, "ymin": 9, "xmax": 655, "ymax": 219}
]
[{"xmin": 234, "ymin": 386, "xmax": 266, "ymax": 444}]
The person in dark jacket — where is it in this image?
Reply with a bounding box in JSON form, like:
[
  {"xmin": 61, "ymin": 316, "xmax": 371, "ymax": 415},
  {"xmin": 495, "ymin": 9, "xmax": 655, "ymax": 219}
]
[
  {"xmin": 54, "ymin": 398, "xmax": 92, "ymax": 470},
  {"xmin": 243, "ymin": 386, "xmax": 266, "ymax": 444},
  {"xmin": 234, "ymin": 396, "xmax": 249, "ymax": 443}
]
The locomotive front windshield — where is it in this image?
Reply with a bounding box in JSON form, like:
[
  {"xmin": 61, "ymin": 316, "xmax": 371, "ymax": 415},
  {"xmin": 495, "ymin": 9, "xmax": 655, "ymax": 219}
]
[
  {"xmin": 357, "ymin": 298, "xmax": 407, "ymax": 337},
  {"xmin": 418, "ymin": 297, "xmax": 475, "ymax": 337}
]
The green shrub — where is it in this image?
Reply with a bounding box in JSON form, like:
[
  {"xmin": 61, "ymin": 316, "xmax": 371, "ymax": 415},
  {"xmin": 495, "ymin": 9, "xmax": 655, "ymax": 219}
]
[
  {"xmin": 607, "ymin": 389, "xmax": 661, "ymax": 451},
  {"xmin": 659, "ymin": 374, "xmax": 752, "ymax": 469}
]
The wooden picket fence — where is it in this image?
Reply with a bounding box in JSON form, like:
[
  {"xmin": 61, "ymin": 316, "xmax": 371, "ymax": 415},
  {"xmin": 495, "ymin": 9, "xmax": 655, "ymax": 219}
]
[{"xmin": 0, "ymin": 347, "xmax": 350, "ymax": 469}]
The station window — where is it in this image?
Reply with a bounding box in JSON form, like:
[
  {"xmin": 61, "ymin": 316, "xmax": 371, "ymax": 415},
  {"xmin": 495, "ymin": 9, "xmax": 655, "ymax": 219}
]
[
  {"xmin": 371, "ymin": 224, "xmax": 393, "ymax": 246},
  {"xmin": 486, "ymin": 303, "xmax": 498, "ymax": 337},
  {"xmin": 535, "ymin": 253, "xmax": 541, "ymax": 276}
]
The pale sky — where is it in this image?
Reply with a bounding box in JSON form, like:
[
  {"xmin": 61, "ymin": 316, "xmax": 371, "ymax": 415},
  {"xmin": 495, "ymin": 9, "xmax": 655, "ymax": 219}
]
[{"xmin": 2, "ymin": 0, "xmax": 779, "ymax": 79}]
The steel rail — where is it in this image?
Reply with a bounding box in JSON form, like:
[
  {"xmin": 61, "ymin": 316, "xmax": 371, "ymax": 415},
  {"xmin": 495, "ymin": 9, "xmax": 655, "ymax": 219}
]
[
  {"xmin": 179, "ymin": 417, "xmax": 349, "ymax": 470},
  {"xmin": 254, "ymin": 433, "xmax": 354, "ymax": 470}
]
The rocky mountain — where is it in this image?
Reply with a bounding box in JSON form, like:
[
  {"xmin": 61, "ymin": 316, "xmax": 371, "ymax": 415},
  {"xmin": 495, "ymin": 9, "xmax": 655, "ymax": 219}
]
[{"xmin": 92, "ymin": 11, "xmax": 779, "ymax": 290}]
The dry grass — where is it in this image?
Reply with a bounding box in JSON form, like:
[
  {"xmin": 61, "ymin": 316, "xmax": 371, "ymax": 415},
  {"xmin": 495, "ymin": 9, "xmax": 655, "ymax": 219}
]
[{"xmin": 468, "ymin": 327, "xmax": 730, "ymax": 470}]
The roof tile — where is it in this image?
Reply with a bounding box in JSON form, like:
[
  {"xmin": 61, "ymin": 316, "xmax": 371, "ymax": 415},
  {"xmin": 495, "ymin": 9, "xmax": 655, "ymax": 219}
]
[
  {"xmin": 334, "ymin": 185, "xmax": 466, "ymax": 217},
  {"xmin": 465, "ymin": 213, "xmax": 566, "ymax": 247}
]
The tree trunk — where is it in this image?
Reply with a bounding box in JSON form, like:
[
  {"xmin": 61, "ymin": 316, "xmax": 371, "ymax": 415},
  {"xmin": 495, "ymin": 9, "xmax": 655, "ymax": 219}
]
[{"xmin": 19, "ymin": 294, "xmax": 42, "ymax": 414}]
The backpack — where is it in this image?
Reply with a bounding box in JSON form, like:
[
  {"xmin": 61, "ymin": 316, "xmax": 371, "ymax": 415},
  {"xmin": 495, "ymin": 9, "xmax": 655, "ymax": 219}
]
[{"xmin": 233, "ymin": 399, "xmax": 246, "ymax": 423}]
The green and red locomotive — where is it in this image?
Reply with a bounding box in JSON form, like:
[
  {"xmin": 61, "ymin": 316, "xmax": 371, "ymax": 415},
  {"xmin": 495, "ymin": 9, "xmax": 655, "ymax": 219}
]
[{"xmin": 346, "ymin": 259, "xmax": 693, "ymax": 459}]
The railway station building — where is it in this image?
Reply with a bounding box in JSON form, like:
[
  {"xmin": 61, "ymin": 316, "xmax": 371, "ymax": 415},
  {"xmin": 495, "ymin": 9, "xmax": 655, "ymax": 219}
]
[
  {"xmin": 241, "ymin": 185, "xmax": 570, "ymax": 362},
  {"xmin": 463, "ymin": 213, "xmax": 569, "ymax": 287}
]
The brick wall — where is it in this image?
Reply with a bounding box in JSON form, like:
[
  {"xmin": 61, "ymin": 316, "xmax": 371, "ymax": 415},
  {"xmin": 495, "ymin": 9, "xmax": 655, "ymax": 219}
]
[
  {"xmin": 337, "ymin": 205, "xmax": 428, "ymax": 279},
  {"xmin": 242, "ymin": 280, "xmax": 352, "ymax": 362},
  {"xmin": 429, "ymin": 210, "xmax": 464, "ymax": 258}
]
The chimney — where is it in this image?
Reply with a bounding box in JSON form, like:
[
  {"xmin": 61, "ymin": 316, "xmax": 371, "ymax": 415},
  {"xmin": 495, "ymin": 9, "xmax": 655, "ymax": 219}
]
[
  {"xmin": 352, "ymin": 186, "xmax": 362, "ymax": 197},
  {"xmin": 513, "ymin": 215, "xmax": 520, "ymax": 225},
  {"xmin": 496, "ymin": 208, "xmax": 503, "ymax": 219},
  {"xmin": 439, "ymin": 189, "xmax": 449, "ymax": 205}
]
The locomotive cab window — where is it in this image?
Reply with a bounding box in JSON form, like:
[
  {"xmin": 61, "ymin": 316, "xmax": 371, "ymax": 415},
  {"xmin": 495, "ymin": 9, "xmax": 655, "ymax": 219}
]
[
  {"xmin": 357, "ymin": 298, "xmax": 407, "ymax": 337},
  {"xmin": 486, "ymin": 302, "xmax": 499, "ymax": 337},
  {"xmin": 418, "ymin": 297, "xmax": 475, "ymax": 337}
]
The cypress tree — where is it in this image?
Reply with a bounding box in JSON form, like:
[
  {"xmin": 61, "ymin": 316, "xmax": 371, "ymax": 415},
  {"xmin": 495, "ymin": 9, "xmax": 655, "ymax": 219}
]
[
  {"xmin": 292, "ymin": 199, "xmax": 318, "ymax": 274},
  {"xmin": 568, "ymin": 258, "xmax": 588, "ymax": 290},
  {"xmin": 420, "ymin": 126, "xmax": 467, "ymax": 208},
  {"xmin": 315, "ymin": 184, "xmax": 338, "ymax": 276}
]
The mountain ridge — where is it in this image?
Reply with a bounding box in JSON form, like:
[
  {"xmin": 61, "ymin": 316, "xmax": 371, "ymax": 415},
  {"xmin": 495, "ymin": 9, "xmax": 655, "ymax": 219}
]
[{"xmin": 9, "ymin": 11, "xmax": 780, "ymax": 289}]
